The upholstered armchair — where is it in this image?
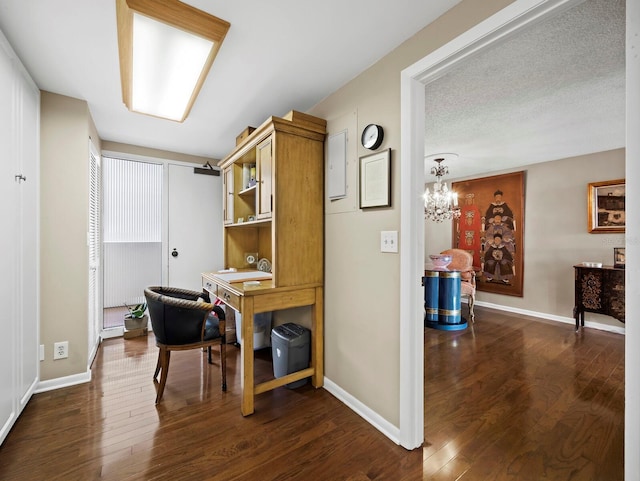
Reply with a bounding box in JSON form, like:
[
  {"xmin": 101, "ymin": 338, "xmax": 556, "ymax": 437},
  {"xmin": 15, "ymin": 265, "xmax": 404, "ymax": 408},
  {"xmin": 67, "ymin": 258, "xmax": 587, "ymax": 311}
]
[
  {"xmin": 144, "ymin": 286, "xmax": 227, "ymax": 403},
  {"xmin": 440, "ymin": 249, "xmax": 477, "ymax": 322}
]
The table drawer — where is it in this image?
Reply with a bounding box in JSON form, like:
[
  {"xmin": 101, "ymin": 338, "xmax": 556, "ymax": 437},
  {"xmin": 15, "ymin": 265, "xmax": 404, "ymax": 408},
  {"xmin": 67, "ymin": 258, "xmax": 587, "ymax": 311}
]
[
  {"xmin": 217, "ymin": 286, "xmax": 240, "ymax": 310},
  {"xmin": 202, "ymin": 278, "xmax": 217, "ymax": 296}
]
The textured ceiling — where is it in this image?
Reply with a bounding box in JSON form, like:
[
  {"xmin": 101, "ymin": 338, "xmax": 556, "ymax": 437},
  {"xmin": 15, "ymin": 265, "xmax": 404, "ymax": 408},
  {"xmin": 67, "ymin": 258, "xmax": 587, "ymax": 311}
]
[{"xmin": 424, "ymin": 0, "xmax": 625, "ymax": 180}]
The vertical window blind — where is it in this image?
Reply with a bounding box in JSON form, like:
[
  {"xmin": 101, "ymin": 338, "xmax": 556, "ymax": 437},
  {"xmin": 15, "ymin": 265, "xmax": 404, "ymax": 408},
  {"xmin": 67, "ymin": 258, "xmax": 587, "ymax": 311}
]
[
  {"xmin": 103, "ymin": 157, "xmax": 162, "ymax": 243},
  {"xmin": 102, "ymin": 157, "xmax": 162, "ymax": 312}
]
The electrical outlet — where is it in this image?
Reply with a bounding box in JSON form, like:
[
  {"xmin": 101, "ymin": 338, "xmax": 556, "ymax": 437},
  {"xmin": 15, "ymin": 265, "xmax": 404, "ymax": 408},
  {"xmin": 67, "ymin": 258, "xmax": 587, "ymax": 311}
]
[{"xmin": 53, "ymin": 341, "xmax": 69, "ymax": 360}]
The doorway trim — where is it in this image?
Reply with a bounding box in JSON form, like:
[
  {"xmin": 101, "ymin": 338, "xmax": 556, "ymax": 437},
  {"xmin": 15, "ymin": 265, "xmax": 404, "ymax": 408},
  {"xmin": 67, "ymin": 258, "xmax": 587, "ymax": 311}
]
[{"xmin": 398, "ymin": 0, "xmax": 617, "ymax": 449}]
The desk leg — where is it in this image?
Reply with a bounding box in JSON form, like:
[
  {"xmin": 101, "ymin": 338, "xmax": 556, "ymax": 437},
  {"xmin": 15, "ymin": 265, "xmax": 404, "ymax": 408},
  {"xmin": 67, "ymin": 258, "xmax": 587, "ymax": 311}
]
[
  {"xmin": 312, "ymin": 286, "xmax": 324, "ymax": 387},
  {"xmin": 240, "ymin": 297, "xmax": 255, "ymax": 416}
]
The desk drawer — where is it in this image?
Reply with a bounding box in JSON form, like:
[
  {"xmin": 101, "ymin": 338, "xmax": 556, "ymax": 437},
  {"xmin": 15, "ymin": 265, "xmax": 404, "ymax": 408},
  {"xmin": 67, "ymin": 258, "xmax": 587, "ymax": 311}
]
[
  {"xmin": 217, "ymin": 286, "xmax": 240, "ymax": 310},
  {"xmin": 202, "ymin": 278, "xmax": 217, "ymax": 296}
]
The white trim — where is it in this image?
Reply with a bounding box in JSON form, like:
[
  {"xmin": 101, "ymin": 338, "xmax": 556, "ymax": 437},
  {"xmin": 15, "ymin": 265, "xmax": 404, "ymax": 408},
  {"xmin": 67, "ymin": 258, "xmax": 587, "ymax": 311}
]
[
  {"xmin": 102, "ymin": 326, "xmax": 125, "ymax": 339},
  {"xmin": 625, "ymin": 0, "xmax": 640, "ymax": 477},
  {"xmin": 0, "ymin": 413, "xmax": 17, "ymax": 447},
  {"xmin": 18, "ymin": 377, "xmax": 38, "ymax": 409},
  {"xmin": 35, "ymin": 370, "xmax": 92, "ymax": 393},
  {"xmin": 473, "ymin": 301, "xmax": 626, "ymax": 335},
  {"xmin": 400, "ymin": 0, "xmax": 591, "ymax": 451},
  {"xmin": 323, "ymin": 378, "xmax": 401, "ymax": 445},
  {"xmin": 399, "ymin": 71, "xmax": 425, "ymax": 450}
]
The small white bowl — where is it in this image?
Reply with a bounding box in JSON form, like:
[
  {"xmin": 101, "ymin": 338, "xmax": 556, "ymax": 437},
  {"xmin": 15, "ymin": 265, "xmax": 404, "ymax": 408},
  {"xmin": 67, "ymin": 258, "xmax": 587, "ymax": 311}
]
[
  {"xmin": 581, "ymin": 261, "xmax": 602, "ymax": 268},
  {"xmin": 429, "ymin": 254, "xmax": 452, "ymax": 268}
]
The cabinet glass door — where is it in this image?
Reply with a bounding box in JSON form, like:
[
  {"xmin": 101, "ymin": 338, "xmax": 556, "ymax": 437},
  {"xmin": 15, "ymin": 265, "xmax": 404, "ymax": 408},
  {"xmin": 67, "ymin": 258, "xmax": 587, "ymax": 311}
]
[
  {"xmin": 223, "ymin": 166, "xmax": 234, "ymax": 224},
  {"xmin": 256, "ymin": 137, "xmax": 272, "ymax": 219}
]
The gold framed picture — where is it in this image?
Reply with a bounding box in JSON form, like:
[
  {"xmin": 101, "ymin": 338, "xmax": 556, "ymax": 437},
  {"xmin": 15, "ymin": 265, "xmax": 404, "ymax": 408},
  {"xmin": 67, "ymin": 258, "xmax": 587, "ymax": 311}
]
[{"xmin": 588, "ymin": 179, "xmax": 625, "ymax": 233}]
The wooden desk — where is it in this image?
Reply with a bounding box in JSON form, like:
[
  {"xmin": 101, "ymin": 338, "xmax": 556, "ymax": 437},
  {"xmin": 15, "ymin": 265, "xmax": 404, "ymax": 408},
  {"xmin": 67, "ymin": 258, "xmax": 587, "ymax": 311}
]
[
  {"xmin": 202, "ymin": 272, "xmax": 323, "ymax": 416},
  {"xmin": 573, "ymin": 264, "xmax": 625, "ymax": 330}
]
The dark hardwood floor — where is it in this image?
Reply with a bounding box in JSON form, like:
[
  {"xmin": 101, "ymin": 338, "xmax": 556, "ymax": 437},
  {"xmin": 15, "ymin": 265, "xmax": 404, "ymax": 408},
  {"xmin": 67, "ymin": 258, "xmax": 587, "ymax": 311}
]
[{"xmin": 0, "ymin": 307, "xmax": 623, "ymax": 480}]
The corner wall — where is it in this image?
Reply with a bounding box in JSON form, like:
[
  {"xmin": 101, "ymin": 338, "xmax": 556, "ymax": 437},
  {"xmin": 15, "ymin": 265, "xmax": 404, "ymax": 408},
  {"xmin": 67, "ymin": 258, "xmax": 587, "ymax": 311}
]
[{"xmin": 40, "ymin": 91, "xmax": 92, "ymax": 381}]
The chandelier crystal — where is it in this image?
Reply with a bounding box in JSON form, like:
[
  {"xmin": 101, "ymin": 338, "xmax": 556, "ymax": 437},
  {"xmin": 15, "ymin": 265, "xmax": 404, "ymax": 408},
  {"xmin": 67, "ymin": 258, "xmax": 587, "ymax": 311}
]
[{"xmin": 424, "ymin": 157, "xmax": 461, "ymax": 222}]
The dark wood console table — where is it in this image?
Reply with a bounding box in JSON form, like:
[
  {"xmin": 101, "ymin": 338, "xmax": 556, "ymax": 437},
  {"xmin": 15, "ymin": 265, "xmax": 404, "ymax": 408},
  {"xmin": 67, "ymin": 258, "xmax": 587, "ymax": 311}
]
[{"xmin": 573, "ymin": 264, "xmax": 625, "ymax": 330}]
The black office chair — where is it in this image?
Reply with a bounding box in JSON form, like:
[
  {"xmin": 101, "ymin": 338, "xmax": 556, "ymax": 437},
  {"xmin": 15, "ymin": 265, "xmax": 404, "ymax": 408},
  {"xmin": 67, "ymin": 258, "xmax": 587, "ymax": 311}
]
[{"xmin": 144, "ymin": 286, "xmax": 227, "ymax": 404}]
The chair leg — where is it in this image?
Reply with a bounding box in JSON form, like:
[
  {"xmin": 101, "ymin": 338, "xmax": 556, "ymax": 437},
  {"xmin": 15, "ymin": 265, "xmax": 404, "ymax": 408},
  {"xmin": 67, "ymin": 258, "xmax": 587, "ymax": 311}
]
[
  {"xmin": 469, "ymin": 295, "xmax": 475, "ymax": 323},
  {"xmin": 155, "ymin": 348, "xmax": 171, "ymax": 404},
  {"xmin": 153, "ymin": 349, "xmax": 162, "ymax": 381},
  {"xmin": 220, "ymin": 342, "xmax": 227, "ymax": 392},
  {"xmin": 207, "ymin": 346, "xmax": 212, "ymax": 364}
]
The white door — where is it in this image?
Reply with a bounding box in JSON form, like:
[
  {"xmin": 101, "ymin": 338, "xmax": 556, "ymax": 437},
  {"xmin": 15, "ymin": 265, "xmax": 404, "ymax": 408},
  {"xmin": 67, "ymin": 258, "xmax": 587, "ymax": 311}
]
[
  {"xmin": 88, "ymin": 144, "xmax": 101, "ymax": 360},
  {"xmin": 167, "ymin": 164, "xmax": 223, "ymax": 291},
  {"xmin": 16, "ymin": 61, "xmax": 39, "ymax": 409},
  {"xmin": 0, "ymin": 32, "xmax": 18, "ymax": 443}
]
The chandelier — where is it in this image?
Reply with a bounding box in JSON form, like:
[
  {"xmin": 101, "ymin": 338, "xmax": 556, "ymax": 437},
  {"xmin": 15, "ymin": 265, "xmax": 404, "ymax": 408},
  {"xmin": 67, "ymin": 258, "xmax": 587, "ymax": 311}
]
[{"xmin": 424, "ymin": 155, "xmax": 461, "ymax": 222}]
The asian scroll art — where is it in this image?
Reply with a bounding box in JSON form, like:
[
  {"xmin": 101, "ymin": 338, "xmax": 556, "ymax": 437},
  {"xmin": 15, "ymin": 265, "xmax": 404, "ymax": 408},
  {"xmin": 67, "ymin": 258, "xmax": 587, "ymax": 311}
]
[{"xmin": 452, "ymin": 171, "xmax": 525, "ymax": 297}]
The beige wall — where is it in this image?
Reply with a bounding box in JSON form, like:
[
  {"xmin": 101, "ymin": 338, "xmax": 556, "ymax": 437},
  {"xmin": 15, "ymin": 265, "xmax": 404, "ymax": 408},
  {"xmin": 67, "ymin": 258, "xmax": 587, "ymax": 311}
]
[
  {"xmin": 38, "ymin": 105, "xmax": 216, "ymax": 383},
  {"xmin": 309, "ymin": 0, "xmax": 514, "ymax": 426},
  {"xmin": 40, "ymin": 91, "xmax": 92, "ymax": 380},
  {"xmin": 426, "ymin": 149, "xmax": 625, "ymax": 330}
]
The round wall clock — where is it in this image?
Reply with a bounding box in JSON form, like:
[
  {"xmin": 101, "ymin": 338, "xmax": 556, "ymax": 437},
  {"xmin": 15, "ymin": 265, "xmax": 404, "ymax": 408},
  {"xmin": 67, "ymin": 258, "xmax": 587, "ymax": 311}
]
[{"xmin": 361, "ymin": 124, "xmax": 384, "ymax": 150}]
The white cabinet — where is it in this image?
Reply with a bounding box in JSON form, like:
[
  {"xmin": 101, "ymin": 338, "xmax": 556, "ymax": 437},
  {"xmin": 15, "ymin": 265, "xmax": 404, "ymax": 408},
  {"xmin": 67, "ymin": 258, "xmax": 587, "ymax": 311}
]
[{"xmin": 0, "ymin": 29, "xmax": 40, "ymax": 445}]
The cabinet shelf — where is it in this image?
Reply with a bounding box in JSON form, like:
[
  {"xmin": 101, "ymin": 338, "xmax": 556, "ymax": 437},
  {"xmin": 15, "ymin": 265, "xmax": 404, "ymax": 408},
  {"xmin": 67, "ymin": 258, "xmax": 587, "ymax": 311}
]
[
  {"xmin": 238, "ymin": 185, "xmax": 256, "ymax": 196},
  {"xmin": 225, "ymin": 219, "xmax": 271, "ymax": 228}
]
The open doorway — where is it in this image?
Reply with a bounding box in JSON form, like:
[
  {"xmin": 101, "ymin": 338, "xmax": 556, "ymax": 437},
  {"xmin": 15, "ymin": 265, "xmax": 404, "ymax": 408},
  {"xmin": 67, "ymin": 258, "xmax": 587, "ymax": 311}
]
[{"xmin": 399, "ymin": 0, "xmax": 636, "ymax": 452}]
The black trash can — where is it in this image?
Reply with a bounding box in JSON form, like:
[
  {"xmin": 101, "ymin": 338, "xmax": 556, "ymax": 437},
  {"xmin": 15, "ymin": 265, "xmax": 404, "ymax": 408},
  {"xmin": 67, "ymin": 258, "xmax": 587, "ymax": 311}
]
[{"xmin": 271, "ymin": 323, "xmax": 310, "ymax": 388}]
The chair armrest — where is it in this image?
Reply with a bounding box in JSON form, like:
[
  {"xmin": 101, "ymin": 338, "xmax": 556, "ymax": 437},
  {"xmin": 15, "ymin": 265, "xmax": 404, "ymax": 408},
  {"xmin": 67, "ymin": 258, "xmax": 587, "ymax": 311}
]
[
  {"xmin": 461, "ymin": 268, "xmax": 477, "ymax": 287},
  {"xmin": 211, "ymin": 305, "xmax": 226, "ymax": 320}
]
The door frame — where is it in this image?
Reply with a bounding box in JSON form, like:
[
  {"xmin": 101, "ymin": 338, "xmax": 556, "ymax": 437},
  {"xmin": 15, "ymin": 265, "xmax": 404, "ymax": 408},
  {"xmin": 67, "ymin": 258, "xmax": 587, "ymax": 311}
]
[
  {"xmin": 100, "ymin": 150, "xmax": 221, "ymax": 337},
  {"xmin": 88, "ymin": 139, "xmax": 102, "ymax": 362},
  {"xmin": 399, "ymin": 2, "xmax": 639, "ymax": 470}
]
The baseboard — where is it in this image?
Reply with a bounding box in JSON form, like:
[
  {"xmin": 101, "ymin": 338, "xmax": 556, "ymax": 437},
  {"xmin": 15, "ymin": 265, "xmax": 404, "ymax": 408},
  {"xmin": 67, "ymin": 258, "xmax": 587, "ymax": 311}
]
[
  {"xmin": 474, "ymin": 300, "xmax": 626, "ymax": 335},
  {"xmin": 35, "ymin": 370, "xmax": 92, "ymax": 394},
  {"xmin": 323, "ymin": 377, "xmax": 400, "ymax": 445}
]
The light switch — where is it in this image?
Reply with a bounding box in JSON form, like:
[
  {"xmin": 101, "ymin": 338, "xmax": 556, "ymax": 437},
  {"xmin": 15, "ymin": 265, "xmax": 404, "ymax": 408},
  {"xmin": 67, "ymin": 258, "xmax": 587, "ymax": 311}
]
[{"xmin": 381, "ymin": 230, "xmax": 398, "ymax": 253}]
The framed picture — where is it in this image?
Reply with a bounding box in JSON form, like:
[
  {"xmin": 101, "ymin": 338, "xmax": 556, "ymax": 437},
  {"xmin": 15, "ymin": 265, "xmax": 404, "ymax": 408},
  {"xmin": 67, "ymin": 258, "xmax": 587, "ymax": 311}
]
[
  {"xmin": 614, "ymin": 247, "xmax": 625, "ymax": 268},
  {"xmin": 452, "ymin": 171, "xmax": 525, "ymax": 297},
  {"xmin": 359, "ymin": 149, "xmax": 391, "ymax": 208},
  {"xmin": 588, "ymin": 179, "xmax": 625, "ymax": 233}
]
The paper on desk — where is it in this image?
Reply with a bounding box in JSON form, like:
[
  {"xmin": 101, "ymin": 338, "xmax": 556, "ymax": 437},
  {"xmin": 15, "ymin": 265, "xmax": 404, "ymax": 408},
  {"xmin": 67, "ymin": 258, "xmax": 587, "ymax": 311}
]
[{"xmin": 212, "ymin": 270, "xmax": 273, "ymax": 283}]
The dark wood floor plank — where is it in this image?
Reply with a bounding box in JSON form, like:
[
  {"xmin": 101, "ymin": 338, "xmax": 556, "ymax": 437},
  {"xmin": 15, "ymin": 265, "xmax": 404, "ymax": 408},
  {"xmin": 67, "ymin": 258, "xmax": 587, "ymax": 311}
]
[{"xmin": 0, "ymin": 306, "xmax": 623, "ymax": 480}]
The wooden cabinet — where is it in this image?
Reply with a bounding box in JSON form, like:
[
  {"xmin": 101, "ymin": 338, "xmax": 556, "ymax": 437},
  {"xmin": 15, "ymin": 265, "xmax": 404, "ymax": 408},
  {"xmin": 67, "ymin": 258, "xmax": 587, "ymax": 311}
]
[
  {"xmin": 219, "ymin": 110, "xmax": 325, "ymax": 288},
  {"xmin": 205, "ymin": 110, "xmax": 326, "ymax": 416},
  {"xmin": 573, "ymin": 264, "xmax": 625, "ymax": 330}
]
